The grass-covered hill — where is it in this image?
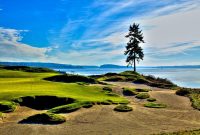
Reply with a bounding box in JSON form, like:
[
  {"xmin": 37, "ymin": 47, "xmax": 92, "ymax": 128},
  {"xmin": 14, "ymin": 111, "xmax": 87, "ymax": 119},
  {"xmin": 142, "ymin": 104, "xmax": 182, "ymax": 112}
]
[
  {"xmin": 91, "ymin": 71, "xmax": 178, "ymax": 89},
  {"xmin": 0, "ymin": 66, "xmax": 128, "ymax": 114}
]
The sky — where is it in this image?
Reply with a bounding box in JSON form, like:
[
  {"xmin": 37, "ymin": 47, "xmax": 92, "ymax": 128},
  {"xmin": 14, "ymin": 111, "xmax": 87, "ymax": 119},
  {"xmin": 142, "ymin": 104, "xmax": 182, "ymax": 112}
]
[{"xmin": 0, "ymin": 0, "xmax": 200, "ymax": 66}]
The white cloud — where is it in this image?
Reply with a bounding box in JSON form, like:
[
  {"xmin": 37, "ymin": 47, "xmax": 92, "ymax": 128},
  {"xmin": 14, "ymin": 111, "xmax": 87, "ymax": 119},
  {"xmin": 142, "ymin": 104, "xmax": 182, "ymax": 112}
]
[{"xmin": 0, "ymin": 27, "xmax": 51, "ymax": 62}]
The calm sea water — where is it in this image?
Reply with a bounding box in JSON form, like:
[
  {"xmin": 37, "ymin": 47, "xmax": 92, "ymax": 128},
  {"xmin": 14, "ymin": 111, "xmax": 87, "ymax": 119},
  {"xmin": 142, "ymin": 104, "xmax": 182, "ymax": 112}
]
[{"xmin": 55, "ymin": 67, "xmax": 200, "ymax": 88}]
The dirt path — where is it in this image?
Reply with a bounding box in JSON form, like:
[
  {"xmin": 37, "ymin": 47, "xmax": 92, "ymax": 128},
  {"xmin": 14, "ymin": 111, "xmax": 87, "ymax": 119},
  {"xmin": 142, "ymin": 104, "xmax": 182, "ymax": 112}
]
[{"xmin": 1, "ymin": 82, "xmax": 200, "ymax": 135}]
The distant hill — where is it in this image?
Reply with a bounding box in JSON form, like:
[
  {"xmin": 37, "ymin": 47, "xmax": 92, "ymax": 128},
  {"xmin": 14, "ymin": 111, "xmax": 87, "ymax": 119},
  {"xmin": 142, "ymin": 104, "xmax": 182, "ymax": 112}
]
[{"xmin": 100, "ymin": 64, "xmax": 127, "ymax": 68}]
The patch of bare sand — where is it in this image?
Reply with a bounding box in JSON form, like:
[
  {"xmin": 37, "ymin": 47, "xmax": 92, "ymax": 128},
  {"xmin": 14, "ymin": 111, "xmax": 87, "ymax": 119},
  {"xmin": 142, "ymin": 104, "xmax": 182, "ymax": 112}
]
[{"xmin": 1, "ymin": 82, "xmax": 200, "ymax": 135}]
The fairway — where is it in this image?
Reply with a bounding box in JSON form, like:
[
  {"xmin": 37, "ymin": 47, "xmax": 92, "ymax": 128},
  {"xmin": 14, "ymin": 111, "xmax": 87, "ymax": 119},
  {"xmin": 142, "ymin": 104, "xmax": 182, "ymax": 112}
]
[{"xmin": 0, "ymin": 69, "xmax": 127, "ymax": 103}]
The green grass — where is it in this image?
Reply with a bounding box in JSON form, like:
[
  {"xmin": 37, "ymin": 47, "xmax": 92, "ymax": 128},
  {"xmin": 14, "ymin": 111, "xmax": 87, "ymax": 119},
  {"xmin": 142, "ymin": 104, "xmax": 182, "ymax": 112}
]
[
  {"xmin": 0, "ymin": 69, "xmax": 128, "ymax": 107},
  {"xmin": 0, "ymin": 101, "xmax": 16, "ymax": 113},
  {"xmin": 135, "ymin": 93, "xmax": 150, "ymax": 99},
  {"xmin": 0, "ymin": 112, "xmax": 3, "ymax": 117},
  {"xmin": 144, "ymin": 102, "xmax": 167, "ymax": 108},
  {"xmin": 102, "ymin": 87, "xmax": 112, "ymax": 92},
  {"xmin": 19, "ymin": 112, "xmax": 65, "ymax": 124},
  {"xmin": 135, "ymin": 88, "xmax": 150, "ymax": 92},
  {"xmin": 154, "ymin": 129, "xmax": 200, "ymax": 135},
  {"xmin": 114, "ymin": 104, "xmax": 133, "ymax": 112}
]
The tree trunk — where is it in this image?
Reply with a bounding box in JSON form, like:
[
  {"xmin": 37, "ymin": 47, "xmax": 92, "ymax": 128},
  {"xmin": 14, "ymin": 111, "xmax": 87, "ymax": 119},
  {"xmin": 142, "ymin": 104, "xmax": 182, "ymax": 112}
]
[
  {"xmin": 134, "ymin": 58, "xmax": 136, "ymax": 72},
  {"xmin": 134, "ymin": 53, "xmax": 136, "ymax": 72}
]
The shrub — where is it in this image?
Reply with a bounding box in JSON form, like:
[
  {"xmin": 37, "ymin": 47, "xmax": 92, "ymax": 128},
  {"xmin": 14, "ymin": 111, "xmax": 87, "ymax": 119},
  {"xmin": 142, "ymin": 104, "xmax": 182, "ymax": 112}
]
[
  {"xmin": 135, "ymin": 88, "xmax": 150, "ymax": 92},
  {"xmin": 144, "ymin": 102, "xmax": 167, "ymax": 108},
  {"xmin": 176, "ymin": 88, "xmax": 190, "ymax": 96},
  {"xmin": 114, "ymin": 105, "xmax": 133, "ymax": 112},
  {"xmin": 19, "ymin": 113, "xmax": 65, "ymax": 124},
  {"xmin": 123, "ymin": 88, "xmax": 138, "ymax": 96},
  {"xmin": 0, "ymin": 101, "xmax": 16, "ymax": 113},
  {"xmin": 135, "ymin": 93, "xmax": 150, "ymax": 99},
  {"xmin": 100, "ymin": 100, "xmax": 112, "ymax": 105},
  {"xmin": 133, "ymin": 78, "xmax": 149, "ymax": 84},
  {"xmin": 147, "ymin": 98, "xmax": 156, "ymax": 102},
  {"xmin": 103, "ymin": 87, "xmax": 112, "ymax": 92},
  {"xmin": 81, "ymin": 101, "xmax": 93, "ymax": 108},
  {"xmin": 189, "ymin": 94, "xmax": 200, "ymax": 110}
]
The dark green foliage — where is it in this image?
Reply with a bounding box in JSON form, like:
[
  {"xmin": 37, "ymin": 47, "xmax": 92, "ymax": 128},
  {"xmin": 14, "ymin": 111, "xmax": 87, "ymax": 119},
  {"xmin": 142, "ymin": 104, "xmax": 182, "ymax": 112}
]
[
  {"xmin": 125, "ymin": 23, "xmax": 144, "ymax": 72},
  {"xmin": 176, "ymin": 89, "xmax": 190, "ymax": 96},
  {"xmin": 19, "ymin": 113, "xmax": 65, "ymax": 124},
  {"xmin": 13, "ymin": 96, "xmax": 75, "ymax": 110},
  {"xmin": 103, "ymin": 87, "xmax": 112, "ymax": 92},
  {"xmin": 44, "ymin": 74, "xmax": 96, "ymax": 83},
  {"xmin": 114, "ymin": 105, "xmax": 133, "ymax": 112},
  {"xmin": 0, "ymin": 101, "xmax": 16, "ymax": 113},
  {"xmin": 133, "ymin": 78, "xmax": 149, "ymax": 84},
  {"xmin": 1, "ymin": 66, "xmax": 56, "ymax": 73},
  {"xmin": 147, "ymin": 98, "xmax": 156, "ymax": 102},
  {"xmin": 100, "ymin": 100, "xmax": 113, "ymax": 105},
  {"xmin": 136, "ymin": 93, "xmax": 150, "ymax": 99},
  {"xmin": 104, "ymin": 76, "xmax": 125, "ymax": 81},
  {"xmin": 123, "ymin": 88, "xmax": 138, "ymax": 96},
  {"xmin": 144, "ymin": 102, "xmax": 167, "ymax": 108},
  {"xmin": 81, "ymin": 101, "xmax": 93, "ymax": 108},
  {"xmin": 135, "ymin": 88, "xmax": 150, "ymax": 92}
]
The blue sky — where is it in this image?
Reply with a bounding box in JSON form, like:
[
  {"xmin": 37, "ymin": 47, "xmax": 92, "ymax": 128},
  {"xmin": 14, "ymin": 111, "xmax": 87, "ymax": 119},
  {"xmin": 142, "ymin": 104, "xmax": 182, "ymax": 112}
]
[{"xmin": 0, "ymin": 0, "xmax": 200, "ymax": 66}]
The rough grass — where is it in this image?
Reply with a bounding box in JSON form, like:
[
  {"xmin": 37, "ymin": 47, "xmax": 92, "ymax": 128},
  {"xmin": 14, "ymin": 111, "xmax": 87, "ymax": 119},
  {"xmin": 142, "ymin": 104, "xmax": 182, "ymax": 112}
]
[
  {"xmin": 92, "ymin": 71, "xmax": 177, "ymax": 89},
  {"xmin": 136, "ymin": 93, "xmax": 150, "ymax": 99},
  {"xmin": 19, "ymin": 112, "xmax": 65, "ymax": 124},
  {"xmin": 123, "ymin": 88, "xmax": 138, "ymax": 96},
  {"xmin": 154, "ymin": 129, "xmax": 200, "ymax": 135},
  {"xmin": 102, "ymin": 87, "xmax": 112, "ymax": 92},
  {"xmin": 48, "ymin": 101, "xmax": 94, "ymax": 113},
  {"xmin": 135, "ymin": 88, "xmax": 150, "ymax": 92},
  {"xmin": 144, "ymin": 102, "xmax": 167, "ymax": 108},
  {"xmin": 189, "ymin": 94, "xmax": 200, "ymax": 110},
  {"xmin": 114, "ymin": 104, "xmax": 133, "ymax": 112},
  {"xmin": 0, "ymin": 101, "xmax": 16, "ymax": 113},
  {"xmin": 147, "ymin": 98, "xmax": 157, "ymax": 102},
  {"xmin": 0, "ymin": 69, "xmax": 128, "ymax": 105}
]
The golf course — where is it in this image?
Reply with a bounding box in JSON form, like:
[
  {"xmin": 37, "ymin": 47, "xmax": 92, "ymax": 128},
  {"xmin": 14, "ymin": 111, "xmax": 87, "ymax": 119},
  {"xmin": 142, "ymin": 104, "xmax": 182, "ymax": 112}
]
[{"xmin": 0, "ymin": 66, "xmax": 200, "ymax": 135}]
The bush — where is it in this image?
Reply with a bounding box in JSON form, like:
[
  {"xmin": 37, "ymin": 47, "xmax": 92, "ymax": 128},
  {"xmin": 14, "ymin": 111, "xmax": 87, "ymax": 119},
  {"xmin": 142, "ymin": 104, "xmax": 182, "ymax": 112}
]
[
  {"xmin": 0, "ymin": 101, "xmax": 16, "ymax": 113},
  {"xmin": 114, "ymin": 105, "xmax": 133, "ymax": 112},
  {"xmin": 176, "ymin": 88, "xmax": 190, "ymax": 96},
  {"xmin": 147, "ymin": 98, "xmax": 156, "ymax": 102},
  {"xmin": 135, "ymin": 93, "xmax": 150, "ymax": 99},
  {"xmin": 100, "ymin": 100, "xmax": 112, "ymax": 105},
  {"xmin": 103, "ymin": 87, "xmax": 112, "ymax": 92},
  {"xmin": 133, "ymin": 78, "xmax": 149, "ymax": 84},
  {"xmin": 44, "ymin": 74, "xmax": 96, "ymax": 84},
  {"xmin": 19, "ymin": 113, "xmax": 65, "ymax": 124},
  {"xmin": 189, "ymin": 94, "xmax": 200, "ymax": 110},
  {"xmin": 144, "ymin": 102, "xmax": 167, "ymax": 108},
  {"xmin": 135, "ymin": 88, "xmax": 150, "ymax": 92},
  {"xmin": 123, "ymin": 88, "xmax": 138, "ymax": 96}
]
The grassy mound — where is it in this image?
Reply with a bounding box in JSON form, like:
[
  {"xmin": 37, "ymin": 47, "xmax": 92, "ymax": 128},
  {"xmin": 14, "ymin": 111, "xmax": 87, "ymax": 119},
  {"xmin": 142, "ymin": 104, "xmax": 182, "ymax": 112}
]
[
  {"xmin": 147, "ymin": 98, "xmax": 156, "ymax": 102},
  {"xmin": 135, "ymin": 88, "xmax": 150, "ymax": 92},
  {"xmin": 44, "ymin": 74, "xmax": 96, "ymax": 84},
  {"xmin": 13, "ymin": 96, "xmax": 75, "ymax": 110},
  {"xmin": 144, "ymin": 102, "xmax": 167, "ymax": 108},
  {"xmin": 123, "ymin": 88, "xmax": 138, "ymax": 96},
  {"xmin": 0, "ymin": 101, "xmax": 16, "ymax": 113},
  {"xmin": 114, "ymin": 105, "xmax": 133, "ymax": 112},
  {"xmin": 19, "ymin": 113, "xmax": 65, "ymax": 124},
  {"xmin": 136, "ymin": 93, "xmax": 150, "ymax": 99},
  {"xmin": 92, "ymin": 71, "xmax": 177, "ymax": 89},
  {"xmin": 1, "ymin": 66, "xmax": 56, "ymax": 73},
  {"xmin": 48, "ymin": 101, "xmax": 93, "ymax": 113}
]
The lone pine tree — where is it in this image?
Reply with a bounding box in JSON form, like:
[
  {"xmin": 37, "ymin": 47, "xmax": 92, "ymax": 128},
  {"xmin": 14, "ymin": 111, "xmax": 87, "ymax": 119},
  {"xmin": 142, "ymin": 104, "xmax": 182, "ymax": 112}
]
[{"xmin": 125, "ymin": 23, "xmax": 144, "ymax": 72}]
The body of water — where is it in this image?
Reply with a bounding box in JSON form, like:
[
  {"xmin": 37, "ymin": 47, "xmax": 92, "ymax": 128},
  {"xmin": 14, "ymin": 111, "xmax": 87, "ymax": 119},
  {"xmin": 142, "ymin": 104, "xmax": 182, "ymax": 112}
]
[{"xmin": 55, "ymin": 67, "xmax": 200, "ymax": 88}]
